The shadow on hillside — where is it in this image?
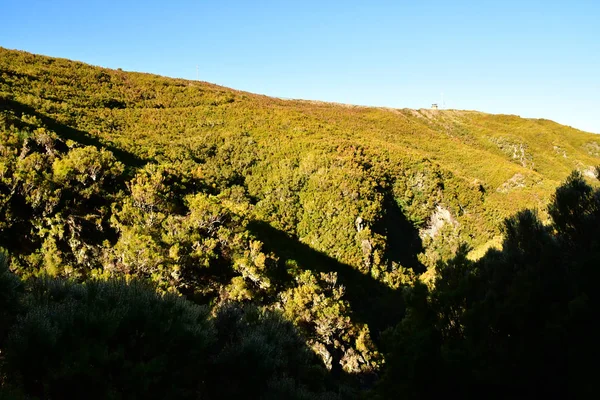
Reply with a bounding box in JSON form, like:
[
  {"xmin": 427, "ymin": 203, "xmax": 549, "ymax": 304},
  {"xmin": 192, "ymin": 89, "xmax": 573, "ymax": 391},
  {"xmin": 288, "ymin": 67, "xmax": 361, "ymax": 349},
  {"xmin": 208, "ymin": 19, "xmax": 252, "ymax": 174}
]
[
  {"xmin": 0, "ymin": 70, "xmax": 40, "ymax": 83},
  {"xmin": 248, "ymin": 221, "xmax": 406, "ymax": 338},
  {"xmin": 0, "ymin": 98, "xmax": 147, "ymax": 168},
  {"xmin": 375, "ymin": 194, "xmax": 426, "ymax": 274}
]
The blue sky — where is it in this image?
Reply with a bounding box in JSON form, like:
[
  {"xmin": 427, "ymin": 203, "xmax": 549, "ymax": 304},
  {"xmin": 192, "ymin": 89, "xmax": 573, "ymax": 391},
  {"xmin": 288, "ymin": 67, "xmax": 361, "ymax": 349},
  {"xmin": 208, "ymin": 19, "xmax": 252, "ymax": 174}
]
[{"xmin": 2, "ymin": 0, "xmax": 599, "ymax": 132}]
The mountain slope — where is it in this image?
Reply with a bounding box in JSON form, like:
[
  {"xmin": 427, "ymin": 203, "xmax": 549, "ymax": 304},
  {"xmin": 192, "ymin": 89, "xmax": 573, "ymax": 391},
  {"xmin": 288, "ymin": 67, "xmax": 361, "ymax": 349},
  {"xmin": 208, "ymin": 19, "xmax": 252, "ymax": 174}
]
[
  {"xmin": 3, "ymin": 47, "xmax": 599, "ymax": 398},
  {"xmin": 2, "ymin": 47, "xmax": 598, "ymax": 259},
  {"xmin": 1, "ymin": 46, "xmax": 600, "ymax": 382}
]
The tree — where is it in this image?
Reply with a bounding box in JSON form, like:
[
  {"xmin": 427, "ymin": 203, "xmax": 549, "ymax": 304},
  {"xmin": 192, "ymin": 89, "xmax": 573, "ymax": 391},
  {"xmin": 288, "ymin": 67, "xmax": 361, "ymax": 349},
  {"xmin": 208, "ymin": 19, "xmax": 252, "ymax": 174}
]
[
  {"xmin": 279, "ymin": 270, "xmax": 380, "ymax": 378},
  {"xmin": 378, "ymin": 170, "xmax": 600, "ymax": 399},
  {"xmin": 3, "ymin": 278, "xmax": 214, "ymax": 399}
]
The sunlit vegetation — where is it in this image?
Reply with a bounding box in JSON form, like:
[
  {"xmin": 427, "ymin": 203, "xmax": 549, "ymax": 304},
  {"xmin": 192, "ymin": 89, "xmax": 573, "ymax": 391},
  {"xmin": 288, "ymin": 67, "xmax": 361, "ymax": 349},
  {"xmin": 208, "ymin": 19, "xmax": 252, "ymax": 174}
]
[{"xmin": 1, "ymin": 48, "xmax": 599, "ymax": 398}]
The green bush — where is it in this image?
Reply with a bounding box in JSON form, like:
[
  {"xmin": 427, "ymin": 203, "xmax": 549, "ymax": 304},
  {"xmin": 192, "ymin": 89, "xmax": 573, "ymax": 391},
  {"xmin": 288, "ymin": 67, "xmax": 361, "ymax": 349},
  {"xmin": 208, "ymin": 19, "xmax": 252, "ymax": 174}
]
[{"xmin": 4, "ymin": 278, "xmax": 214, "ymax": 399}]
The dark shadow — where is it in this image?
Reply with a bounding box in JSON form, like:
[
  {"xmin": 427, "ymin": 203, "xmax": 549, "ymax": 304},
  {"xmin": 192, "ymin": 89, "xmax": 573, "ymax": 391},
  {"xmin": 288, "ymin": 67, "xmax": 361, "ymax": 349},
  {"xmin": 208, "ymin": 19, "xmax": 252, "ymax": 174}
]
[
  {"xmin": 374, "ymin": 193, "xmax": 426, "ymax": 274},
  {"xmin": 248, "ymin": 221, "xmax": 406, "ymax": 338},
  {"xmin": 0, "ymin": 98, "xmax": 147, "ymax": 168},
  {"xmin": 0, "ymin": 69, "xmax": 40, "ymax": 82}
]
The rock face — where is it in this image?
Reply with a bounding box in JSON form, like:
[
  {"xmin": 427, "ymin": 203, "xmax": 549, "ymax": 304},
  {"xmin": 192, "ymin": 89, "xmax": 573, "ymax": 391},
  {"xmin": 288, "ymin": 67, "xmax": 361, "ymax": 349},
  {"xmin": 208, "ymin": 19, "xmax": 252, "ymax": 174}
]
[
  {"xmin": 420, "ymin": 205, "xmax": 457, "ymax": 239},
  {"xmin": 553, "ymin": 145, "xmax": 568, "ymax": 158},
  {"xmin": 490, "ymin": 137, "xmax": 535, "ymax": 169},
  {"xmin": 355, "ymin": 216, "xmax": 364, "ymax": 232},
  {"xmin": 497, "ymin": 173, "xmax": 526, "ymax": 194},
  {"xmin": 584, "ymin": 141, "xmax": 600, "ymax": 157},
  {"xmin": 582, "ymin": 166, "xmax": 598, "ymax": 179}
]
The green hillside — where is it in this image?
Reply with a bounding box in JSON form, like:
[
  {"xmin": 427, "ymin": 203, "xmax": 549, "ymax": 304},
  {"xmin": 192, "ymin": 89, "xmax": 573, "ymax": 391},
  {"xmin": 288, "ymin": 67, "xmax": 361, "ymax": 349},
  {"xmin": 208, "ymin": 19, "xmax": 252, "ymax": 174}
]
[{"xmin": 1, "ymin": 47, "xmax": 599, "ymax": 398}]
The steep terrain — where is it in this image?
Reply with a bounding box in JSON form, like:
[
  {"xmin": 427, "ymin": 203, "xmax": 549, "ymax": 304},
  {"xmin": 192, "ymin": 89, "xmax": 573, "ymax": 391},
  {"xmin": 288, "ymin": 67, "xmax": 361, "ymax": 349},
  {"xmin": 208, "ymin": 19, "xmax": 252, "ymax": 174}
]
[
  {"xmin": 1, "ymin": 47, "xmax": 599, "ymax": 393},
  {"xmin": 2, "ymin": 48, "xmax": 598, "ymax": 261}
]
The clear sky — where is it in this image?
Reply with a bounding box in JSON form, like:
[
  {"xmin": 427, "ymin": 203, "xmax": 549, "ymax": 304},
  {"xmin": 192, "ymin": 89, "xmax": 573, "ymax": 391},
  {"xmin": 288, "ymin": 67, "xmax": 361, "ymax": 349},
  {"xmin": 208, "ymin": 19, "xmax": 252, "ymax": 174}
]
[{"xmin": 2, "ymin": 0, "xmax": 599, "ymax": 133}]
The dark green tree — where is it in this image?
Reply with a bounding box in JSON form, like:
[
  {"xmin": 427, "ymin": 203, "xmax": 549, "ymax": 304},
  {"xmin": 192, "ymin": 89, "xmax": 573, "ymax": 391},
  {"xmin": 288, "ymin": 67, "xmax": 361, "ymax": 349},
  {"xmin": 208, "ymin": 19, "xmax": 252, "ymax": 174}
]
[
  {"xmin": 378, "ymin": 170, "xmax": 600, "ymax": 399},
  {"xmin": 3, "ymin": 278, "xmax": 214, "ymax": 400}
]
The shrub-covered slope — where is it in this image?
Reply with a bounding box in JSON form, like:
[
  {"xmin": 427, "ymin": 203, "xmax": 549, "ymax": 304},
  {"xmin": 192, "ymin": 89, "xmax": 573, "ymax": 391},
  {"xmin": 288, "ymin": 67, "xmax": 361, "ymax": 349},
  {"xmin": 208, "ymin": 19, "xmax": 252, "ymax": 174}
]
[
  {"xmin": 1, "ymin": 47, "xmax": 599, "ymax": 391},
  {"xmin": 2, "ymin": 47, "xmax": 598, "ymax": 265}
]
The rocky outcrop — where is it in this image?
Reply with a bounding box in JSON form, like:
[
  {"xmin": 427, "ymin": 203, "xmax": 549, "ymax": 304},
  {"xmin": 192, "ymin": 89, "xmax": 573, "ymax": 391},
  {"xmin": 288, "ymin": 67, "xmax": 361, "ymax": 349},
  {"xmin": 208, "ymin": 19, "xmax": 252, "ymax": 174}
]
[{"xmin": 420, "ymin": 205, "xmax": 457, "ymax": 239}]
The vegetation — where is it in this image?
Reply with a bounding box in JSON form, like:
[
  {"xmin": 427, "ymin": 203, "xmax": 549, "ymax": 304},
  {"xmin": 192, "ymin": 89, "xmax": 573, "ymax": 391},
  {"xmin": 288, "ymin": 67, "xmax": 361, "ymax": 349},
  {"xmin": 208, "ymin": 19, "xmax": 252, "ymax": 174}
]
[
  {"xmin": 378, "ymin": 171, "xmax": 600, "ymax": 399},
  {"xmin": 0, "ymin": 262, "xmax": 340, "ymax": 399},
  {"xmin": 1, "ymin": 48, "xmax": 599, "ymax": 398}
]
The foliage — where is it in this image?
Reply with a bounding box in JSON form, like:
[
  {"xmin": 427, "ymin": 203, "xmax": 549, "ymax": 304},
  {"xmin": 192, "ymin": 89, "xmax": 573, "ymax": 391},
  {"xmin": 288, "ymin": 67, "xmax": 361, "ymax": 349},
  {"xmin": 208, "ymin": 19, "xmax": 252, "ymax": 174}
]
[
  {"xmin": 0, "ymin": 272, "xmax": 339, "ymax": 399},
  {"xmin": 0, "ymin": 254, "xmax": 21, "ymax": 344},
  {"xmin": 208, "ymin": 303, "xmax": 339, "ymax": 399},
  {"xmin": 4, "ymin": 278, "xmax": 213, "ymax": 399},
  {"xmin": 1, "ymin": 47, "xmax": 600, "ymax": 398},
  {"xmin": 378, "ymin": 171, "xmax": 600, "ymax": 399},
  {"xmin": 2, "ymin": 46, "xmax": 599, "ymax": 278},
  {"xmin": 279, "ymin": 271, "xmax": 381, "ymax": 377}
]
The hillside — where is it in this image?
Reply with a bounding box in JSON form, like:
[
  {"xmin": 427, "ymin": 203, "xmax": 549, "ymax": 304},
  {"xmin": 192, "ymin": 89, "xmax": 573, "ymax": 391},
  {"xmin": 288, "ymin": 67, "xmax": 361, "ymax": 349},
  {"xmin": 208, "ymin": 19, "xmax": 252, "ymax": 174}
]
[
  {"xmin": 2, "ymin": 48, "xmax": 598, "ymax": 260},
  {"xmin": 1, "ymin": 47, "xmax": 600, "ymax": 397}
]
